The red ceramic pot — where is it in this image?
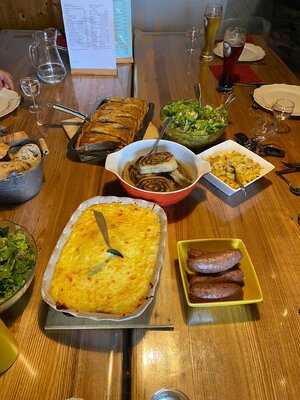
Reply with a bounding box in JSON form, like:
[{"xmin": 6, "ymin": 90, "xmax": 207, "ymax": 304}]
[{"xmin": 105, "ymin": 140, "xmax": 210, "ymax": 207}]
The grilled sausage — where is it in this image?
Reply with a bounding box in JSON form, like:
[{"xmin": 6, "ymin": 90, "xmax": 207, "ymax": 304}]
[
  {"xmin": 188, "ymin": 249, "xmax": 242, "ymax": 274},
  {"xmin": 189, "ymin": 282, "xmax": 243, "ymax": 302},
  {"xmin": 189, "ymin": 269, "xmax": 244, "ymax": 287}
]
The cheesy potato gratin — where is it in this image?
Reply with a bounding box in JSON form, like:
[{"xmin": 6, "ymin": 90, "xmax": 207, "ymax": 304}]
[
  {"xmin": 207, "ymin": 151, "xmax": 262, "ymax": 189},
  {"xmin": 50, "ymin": 204, "xmax": 161, "ymax": 316}
]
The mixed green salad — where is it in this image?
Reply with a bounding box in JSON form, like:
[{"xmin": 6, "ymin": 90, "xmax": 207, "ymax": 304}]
[
  {"xmin": 161, "ymin": 100, "xmax": 228, "ymax": 145},
  {"xmin": 0, "ymin": 226, "xmax": 35, "ymax": 305}
]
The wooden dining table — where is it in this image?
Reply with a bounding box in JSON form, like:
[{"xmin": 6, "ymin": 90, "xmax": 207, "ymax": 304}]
[
  {"xmin": 131, "ymin": 31, "xmax": 300, "ymax": 400},
  {"xmin": 0, "ymin": 29, "xmax": 130, "ymax": 400},
  {"xmin": 0, "ymin": 29, "xmax": 299, "ymax": 400}
]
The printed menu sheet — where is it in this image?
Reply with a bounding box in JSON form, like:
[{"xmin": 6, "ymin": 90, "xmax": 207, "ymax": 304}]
[{"xmin": 61, "ymin": 0, "xmax": 117, "ymax": 75}]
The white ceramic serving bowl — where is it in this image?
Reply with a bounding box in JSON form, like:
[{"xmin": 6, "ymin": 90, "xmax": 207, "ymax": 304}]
[{"xmin": 199, "ymin": 139, "xmax": 275, "ymax": 196}]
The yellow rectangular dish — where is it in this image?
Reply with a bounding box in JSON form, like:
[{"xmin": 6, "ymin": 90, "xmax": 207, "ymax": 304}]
[{"xmin": 177, "ymin": 238, "xmax": 263, "ymax": 308}]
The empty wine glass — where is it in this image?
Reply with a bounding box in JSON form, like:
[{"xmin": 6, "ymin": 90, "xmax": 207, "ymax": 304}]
[
  {"xmin": 185, "ymin": 26, "xmax": 201, "ymax": 54},
  {"xmin": 271, "ymin": 98, "xmax": 295, "ymax": 133},
  {"xmin": 36, "ymin": 102, "xmax": 53, "ymax": 126},
  {"xmin": 20, "ymin": 77, "xmax": 41, "ymax": 113},
  {"xmin": 250, "ymin": 109, "xmax": 275, "ymax": 142}
]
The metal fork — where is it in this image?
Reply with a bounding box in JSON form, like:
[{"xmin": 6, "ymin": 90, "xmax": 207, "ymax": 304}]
[
  {"xmin": 217, "ymin": 93, "xmax": 236, "ymax": 110},
  {"xmin": 223, "ymin": 93, "xmax": 236, "ymax": 109}
]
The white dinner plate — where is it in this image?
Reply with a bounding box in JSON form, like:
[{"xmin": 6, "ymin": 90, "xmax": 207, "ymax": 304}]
[
  {"xmin": 253, "ymin": 84, "xmax": 300, "ymax": 116},
  {"xmin": 0, "ymin": 88, "xmax": 21, "ymax": 118},
  {"xmin": 213, "ymin": 42, "xmax": 266, "ymax": 62}
]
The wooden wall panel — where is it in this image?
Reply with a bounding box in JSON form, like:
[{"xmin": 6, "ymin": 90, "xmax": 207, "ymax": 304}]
[
  {"xmin": 0, "ymin": 0, "xmax": 270, "ymax": 32},
  {"xmin": 0, "ymin": 0, "xmax": 64, "ymax": 30}
]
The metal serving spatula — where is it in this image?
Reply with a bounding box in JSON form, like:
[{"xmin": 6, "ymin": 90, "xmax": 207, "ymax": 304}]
[
  {"xmin": 87, "ymin": 210, "xmax": 124, "ymax": 276},
  {"xmin": 93, "ymin": 210, "xmax": 124, "ymax": 258}
]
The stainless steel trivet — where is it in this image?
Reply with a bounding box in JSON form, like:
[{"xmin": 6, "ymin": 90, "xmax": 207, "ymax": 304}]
[{"xmin": 44, "ymin": 306, "xmax": 174, "ymax": 330}]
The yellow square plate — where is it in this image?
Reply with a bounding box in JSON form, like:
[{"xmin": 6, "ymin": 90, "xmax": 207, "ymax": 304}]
[{"xmin": 177, "ymin": 238, "xmax": 263, "ymax": 308}]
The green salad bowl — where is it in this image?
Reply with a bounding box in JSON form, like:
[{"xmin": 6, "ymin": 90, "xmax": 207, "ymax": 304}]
[
  {"xmin": 161, "ymin": 100, "xmax": 228, "ymax": 150},
  {"xmin": 0, "ymin": 220, "xmax": 37, "ymax": 313}
]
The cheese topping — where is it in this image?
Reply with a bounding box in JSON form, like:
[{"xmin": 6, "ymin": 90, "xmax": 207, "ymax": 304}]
[{"xmin": 50, "ymin": 204, "xmax": 161, "ymax": 315}]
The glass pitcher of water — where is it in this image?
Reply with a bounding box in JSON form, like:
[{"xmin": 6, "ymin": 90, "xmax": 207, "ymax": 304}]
[{"xmin": 29, "ymin": 28, "xmax": 66, "ymax": 84}]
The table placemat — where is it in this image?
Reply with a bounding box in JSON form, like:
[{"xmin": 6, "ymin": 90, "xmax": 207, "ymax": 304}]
[{"xmin": 210, "ymin": 64, "xmax": 263, "ymax": 84}]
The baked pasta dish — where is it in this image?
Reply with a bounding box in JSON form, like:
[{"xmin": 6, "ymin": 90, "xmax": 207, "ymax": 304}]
[
  {"xmin": 207, "ymin": 151, "xmax": 262, "ymax": 189},
  {"xmin": 50, "ymin": 203, "xmax": 161, "ymax": 316},
  {"xmin": 76, "ymin": 97, "xmax": 148, "ymax": 152}
]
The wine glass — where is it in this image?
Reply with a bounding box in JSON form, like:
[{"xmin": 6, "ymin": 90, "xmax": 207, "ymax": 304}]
[
  {"xmin": 200, "ymin": 3, "xmax": 223, "ymax": 61},
  {"xmin": 186, "ymin": 26, "xmax": 201, "ymax": 54},
  {"xmin": 250, "ymin": 109, "xmax": 274, "ymax": 143},
  {"xmin": 36, "ymin": 102, "xmax": 53, "ymax": 126},
  {"xmin": 20, "ymin": 77, "xmax": 41, "ymax": 113},
  {"xmin": 271, "ymin": 98, "xmax": 295, "ymax": 133},
  {"xmin": 251, "ymin": 98, "xmax": 295, "ymax": 143}
]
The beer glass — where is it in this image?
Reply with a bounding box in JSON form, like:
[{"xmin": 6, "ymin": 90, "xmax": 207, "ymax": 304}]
[
  {"xmin": 186, "ymin": 26, "xmax": 201, "ymax": 54},
  {"xmin": 200, "ymin": 4, "xmax": 223, "ymax": 61},
  {"xmin": 218, "ymin": 26, "xmax": 246, "ymax": 92}
]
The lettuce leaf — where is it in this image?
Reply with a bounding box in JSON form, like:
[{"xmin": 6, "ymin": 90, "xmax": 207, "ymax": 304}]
[{"xmin": 0, "ymin": 228, "xmax": 35, "ymax": 304}]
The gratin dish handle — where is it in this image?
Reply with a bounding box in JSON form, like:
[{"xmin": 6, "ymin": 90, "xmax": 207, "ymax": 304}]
[{"xmin": 105, "ymin": 150, "xmax": 122, "ymax": 176}]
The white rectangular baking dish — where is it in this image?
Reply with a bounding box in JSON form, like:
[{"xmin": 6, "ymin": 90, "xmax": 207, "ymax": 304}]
[
  {"xmin": 41, "ymin": 196, "xmax": 167, "ymax": 321},
  {"xmin": 199, "ymin": 139, "xmax": 275, "ymax": 196}
]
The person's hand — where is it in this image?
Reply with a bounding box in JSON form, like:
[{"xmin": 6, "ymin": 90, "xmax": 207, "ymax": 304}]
[{"xmin": 0, "ymin": 70, "xmax": 14, "ymax": 90}]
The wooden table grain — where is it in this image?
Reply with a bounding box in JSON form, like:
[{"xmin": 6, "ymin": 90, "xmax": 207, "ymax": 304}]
[
  {"xmin": 131, "ymin": 31, "xmax": 300, "ymax": 400},
  {"xmin": 0, "ymin": 30, "xmax": 131, "ymax": 400},
  {"xmin": 1, "ymin": 28, "xmax": 300, "ymax": 400}
]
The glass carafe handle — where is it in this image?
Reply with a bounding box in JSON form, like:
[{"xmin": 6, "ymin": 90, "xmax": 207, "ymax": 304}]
[{"xmin": 28, "ymin": 44, "xmax": 39, "ymax": 68}]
